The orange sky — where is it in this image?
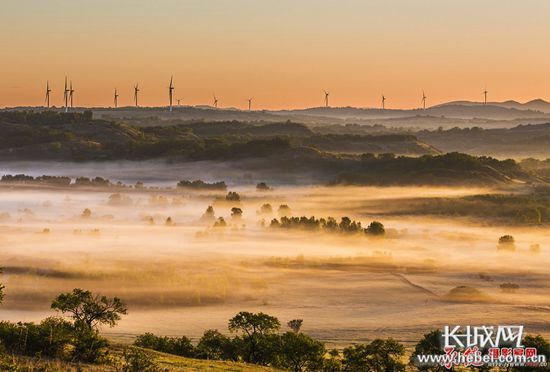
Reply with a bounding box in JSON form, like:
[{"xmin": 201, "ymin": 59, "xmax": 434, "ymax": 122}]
[{"xmin": 1, "ymin": 0, "xmax": 550, "ymax": 110}]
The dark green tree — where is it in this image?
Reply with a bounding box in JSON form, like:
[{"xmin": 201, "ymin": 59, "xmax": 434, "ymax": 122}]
[
  {"xmin": 228, "ymin": 311, "xmax": 280, "ymax": 364},
  {"xmin": 410, "ymin": 329, "xmax": 446, "ymax": 371},
  {"xmin": 196, "ymin": 329, "xmax": 238, "ymax": 361},
  {"xmin": 343, "ymin": 338, "xmax": 405, "ymax": 372},
  {"xmin": 278, "ymin": 331, "xmax": 325, "ymax": 372},
  {"xmin": 51, "ymin": 288, "xmax": 127, "ymax": 330},
  {"xmin": 51, "ymin": 288, "xmax": 127, "ymax": 362},
  {"xmin": 366, "ymin": 221, "xmax": 385, "ymax": 236}
]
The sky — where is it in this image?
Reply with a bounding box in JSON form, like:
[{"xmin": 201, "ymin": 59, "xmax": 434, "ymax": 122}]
[{"xmin": 1, "ymin": 0, "xmax": 550, "ymax": 110}]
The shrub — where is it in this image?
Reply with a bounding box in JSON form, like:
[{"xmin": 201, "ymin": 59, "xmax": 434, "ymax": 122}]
[
  {"xmin": 120, "ymin": 347, "xmax": 163, "ymax": 372},
  {"xmin": 134, "ymin": 333, "xmax": 195, "ymax": 357},
  {"xmin": 0, "ymin": 317, "xmax": 74, "ymax": 358}
]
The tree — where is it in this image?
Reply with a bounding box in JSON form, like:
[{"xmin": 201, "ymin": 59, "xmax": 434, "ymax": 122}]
[
  {"xmin": 231, "ymin": 207, "xmax": 243, "ymax": 219},
  {"xmin": 323, "ymin": 349, "xmax": 343, "ymax": 372},
  {"xmin": 278, "ymin": 332, "xmax": 325, "ymax": 372},
  {"xmin": 201, "ymin": 206, "xmax": 216, "ymax": 223},
  {"xmin": 500, "ymin": 282, "xmax": 520, "ymax": 293},
  {"xmin": 343, "ymin": 338, "xmax": 405, "ymax": 372},
  {"xmin": 214, "ymin": 217, "xmax": 227, "ymax": 227},
  {"xmin": 366, "ymin": 221, "xmax": 385, "ymax": 236},
  {"xmin": 82, "ymin": 208, "xmax": 92, "ymax": 218},
  {"xmin": 410, "ymin": 329, "xmax": 446, "ymax": 371},
  {"xmin": 257, "ymin": 182, "xmax": 272, "ymax": 191},
  {"xmin": 51, "ymin": 288, "xmax": 127, "ymax": 330},
  {"xmin": 287, "ymin": 319, "xmax": 303, "ymax": 333},
  {"xmin": 51, "ymin": 289, "xmax": 127, "ymax": 363},
  {"xmin": 196, "ymin": 329, "xmax": 238, "ymax": 361},
  {"xmin": 228, "ymin": 311, "xmax": 280, "ymax": 364},
  {"xmin": 498, "ymin": 235, "xmax": 516, "ymax": 251},
  {"xmin": 226, "ymin": 192, "xmax": 241, "ymax": 202},
  {"xmin": 260, "ymin": 203, "xmax": 273, "ymax": 215}
]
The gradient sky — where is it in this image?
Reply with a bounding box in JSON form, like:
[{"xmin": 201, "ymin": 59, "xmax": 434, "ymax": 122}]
[{"xmin": 1, "ymin": 0, "xmax": 550, "ymax": 109}]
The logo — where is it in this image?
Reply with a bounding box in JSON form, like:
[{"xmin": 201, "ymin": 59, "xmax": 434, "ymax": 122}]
[{"xmin": 413, "ymin": 325, "xmax": 547, "ymax": 369}]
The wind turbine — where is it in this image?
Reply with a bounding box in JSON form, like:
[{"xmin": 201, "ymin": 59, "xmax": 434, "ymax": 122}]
[
  {"xmin": 324, "ymin": 91, "xmax": 330, "ymax": 108},
  {"xmin": 248, "ymin": 97, "xmax": 253, "ymax": 111},
  {"xmin": 213, "ymin": 94, "xmax": 218, "ymax": 108},
  {"xmin": 422, "ymin": 90, "xmax": 427, "ymax": 110},
  {"xmin": 63, "ymin": 77, "xmax": 69, "ymax": 113},
  {"xmin": 114, "ymin": 88, "xmax": 119, "ymax": 108},
  {"xmin": 69, "ymin": 81, "xmax": 75, "ymax": 109},
  {"xmin": 483, "ymin": 87, "xmax": 488, "ymax": 105},
  {"xmin": 168, "ymin": 76, "xmax": 174, "ymax": 112},
  {"xmin": 45, "ymin": 81, "xmax": 51, "ymax": 108},
  {"xmin": 177, "ymin": 98, "xmax": 182, "ymax": 106},
  {"xmin": 381, "ymin": 94, "xmax": 386, "ymax": 110},
  {"xmin": 134, "ymin": 84, "xmax": 140, "ymax": 107}
]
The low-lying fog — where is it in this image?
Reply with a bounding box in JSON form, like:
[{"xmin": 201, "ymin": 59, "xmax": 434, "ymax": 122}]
[{"xmin": 1, "ymin": 165, "xmax": 549, "ymax": 348}]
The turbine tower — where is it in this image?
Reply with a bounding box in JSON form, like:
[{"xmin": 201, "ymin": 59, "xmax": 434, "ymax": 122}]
[
  {"xmin": 177, "ymin": 99, "xmax": 182, "ymax": 106},
  {"xmin": 134, "ymin": 84, "xmax": 140, "ymax": 107},
  {"xmin": 45, "ymin": 81, "xmax": 51, "ymax": 109},
  {"xmin": 69, "ymin": 81, "xmax": 75, "ymax": 109},
  {"xmin": 248, "ymin": 97, "xmax": 253, "ymax": 111},
  {"xmin": 324, "ymin": 91, "xmax": 330, "ymax": 108},
  {"xmin": 114, "ymin": 88, "xmax": 119, "ymax": 108},
  {"xmin": 213, "ymin": 94, "xmax": 218, "ymax": 108},
  {"xmin": 168, "ymin": 76, "xmax": 174, "ymax": 112},
  {"xmin": 381, "ymin": 94, "xmax": 386, "ymax": 110},
  {"xmin": 63, "ymin": 77, "xmax": 69, "ymax": 113},
  {"xmin": 483, "ymin": 88, "xmax": 488, "ymax": 105},
  {"xmin": 422, "ymin": 90, "xmax": 427, "ymax": 110}
]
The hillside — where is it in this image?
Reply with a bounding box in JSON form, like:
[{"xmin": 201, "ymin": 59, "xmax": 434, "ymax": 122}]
[
  {"xmin": 0, "ymin": 111, "xmax": 438, "ymax": 161},
  {"xmin": 3, "ymin": 346, "xmax": 283, "ymax": 371},
  {"xmin": 417, "ymin": 123, "xmax": 550, "ymax": 158},
  {"xmin": 0, "ymin": 111, "xmax": 543, "ymax": 187}
]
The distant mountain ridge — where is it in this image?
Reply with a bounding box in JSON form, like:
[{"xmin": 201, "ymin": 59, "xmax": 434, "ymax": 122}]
[
  {"xmin": 436, "ymin": 99, "xmax": 550, "ymax": 113},
  {"xmin": 5, "ymin": 98, "xmax": 550, "ymax": 126}
]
